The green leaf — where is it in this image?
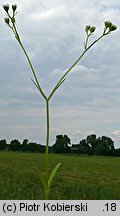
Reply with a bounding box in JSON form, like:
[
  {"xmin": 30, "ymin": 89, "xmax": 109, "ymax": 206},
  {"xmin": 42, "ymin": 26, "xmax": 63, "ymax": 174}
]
[
  {"xmin": 47, "ymin": 162, "xmax": 61, "ymax": 191},
  {"xmin": 31, "ymin": 78, "xmax": 40, "ymax": 91}
]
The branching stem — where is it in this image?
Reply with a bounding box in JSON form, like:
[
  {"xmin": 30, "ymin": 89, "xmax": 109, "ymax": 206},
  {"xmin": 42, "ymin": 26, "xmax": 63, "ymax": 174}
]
[{"xmin": 48, "ymin": 33, "xmax": 106, "ymax": 100}]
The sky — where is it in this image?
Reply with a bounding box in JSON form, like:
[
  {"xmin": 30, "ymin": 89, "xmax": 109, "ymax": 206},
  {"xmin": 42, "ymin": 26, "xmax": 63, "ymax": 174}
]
[{"xmin": 0, "ymin": 0, "xmax": 120, "ymax": 148}]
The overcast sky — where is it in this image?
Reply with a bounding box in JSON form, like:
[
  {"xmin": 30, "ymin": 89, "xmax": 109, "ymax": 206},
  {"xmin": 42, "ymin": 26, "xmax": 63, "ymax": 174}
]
[{"xmin": 0, "ymin": 0, "xmax": 120, "ymax": 147}]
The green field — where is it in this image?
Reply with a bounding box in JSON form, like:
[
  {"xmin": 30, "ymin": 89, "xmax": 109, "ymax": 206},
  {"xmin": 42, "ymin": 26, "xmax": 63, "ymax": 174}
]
[{"xmin": 0, "ymin": 151, "xmax": 120, "ymax": 199}]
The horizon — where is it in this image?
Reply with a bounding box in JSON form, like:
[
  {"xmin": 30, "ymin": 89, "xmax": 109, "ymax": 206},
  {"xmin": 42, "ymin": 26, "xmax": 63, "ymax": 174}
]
[{"xmin": 1, "ymin": 133, "xmax": 120, "ymax": 149}]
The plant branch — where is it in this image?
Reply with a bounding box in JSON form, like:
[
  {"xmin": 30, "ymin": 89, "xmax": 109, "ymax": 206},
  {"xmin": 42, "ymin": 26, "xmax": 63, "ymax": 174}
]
[
  {"xmin": 48, "ymin": 32, "xmax": 107, "ymax": 100},
  {"xmin": 12, "ymin": 24, "xmax": 47, "ymax": 100}
]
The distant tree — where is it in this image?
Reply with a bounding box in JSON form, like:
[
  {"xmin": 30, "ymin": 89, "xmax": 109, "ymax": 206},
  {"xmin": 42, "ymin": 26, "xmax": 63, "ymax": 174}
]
[
  {"xmin": 86, "ymin": 134, "xmax": 97, "ymax": 154},
  {"xmin": 36, "ymin": 144, "xmax": 46, "ymax": 153},
  {"xmin": 79, "ymin": 139, "xmax": 91, "ymax": 154},
  {"xmin": 10, "ymin": 139, "xmax": 21, "ymax": 151},
  {"xmin": 28, "ymin": 142, "xmax": 37, "ymax": 152},
  {"xmin": 77, "ymin": 134, "xmax": 115, "ymax": 156},
  {"xmin": 71, "ymin": 144, "xmax": 81, "ymax": 154},
  {"xmin": 52, "ymin": 135, "xmax": 71, "ymax": 153},
  {"xmin": 0, "ymin": 139, "xmax": 6, "ymax": 150},
  {"xmin": 114, "ymin": 148, "xmax": 120, "ymax": 157},
  {"xmin": 21, "ymin": 139, "xmax": 29, "ymax": 152},
  {"xmin": 95, "ymin": 136, "xmax": 115, "ymax": 156}
]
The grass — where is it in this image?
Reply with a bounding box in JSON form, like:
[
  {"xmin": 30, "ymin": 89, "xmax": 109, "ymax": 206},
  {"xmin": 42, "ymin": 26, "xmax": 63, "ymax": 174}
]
[{"xmin": 0, "ymin": 151, "xmax": 120, "ymax": 199}]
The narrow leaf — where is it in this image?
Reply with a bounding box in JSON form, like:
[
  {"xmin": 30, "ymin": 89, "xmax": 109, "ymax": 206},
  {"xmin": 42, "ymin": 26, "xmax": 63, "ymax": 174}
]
[
  {"xmin": 31, "ymin": 78, "xmax": 47, "ymax": 100},
  {"xmin": 47, "ymin": 162, "xmax": 61, "ymax": 191},
  {"xmin": 31, "ymin": 78, "xmax": 40, "ymax": 91}
]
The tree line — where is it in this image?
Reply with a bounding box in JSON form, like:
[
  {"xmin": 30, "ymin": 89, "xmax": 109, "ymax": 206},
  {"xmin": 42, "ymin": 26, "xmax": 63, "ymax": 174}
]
[{"xmin": 0, "ymin": 134, "xmax": 120, "ymax": 157}]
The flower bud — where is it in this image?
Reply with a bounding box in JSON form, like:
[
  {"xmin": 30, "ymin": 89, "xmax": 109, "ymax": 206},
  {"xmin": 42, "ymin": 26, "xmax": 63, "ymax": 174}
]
[
  {"xmin": 90, "ymin": 26, "xmax": 96, "ymax": 33},
  {"xmin": 12, "ymin": 4, "xmax": 17, "ymax": 12},
  {"xmin": 3, "ymin": 4, "xmax": 9, "ymax": 13},
  {"xmin": 11, "ymin": 17, "xmax": 15, "ymax": 24},
  {"xmin": 85, "ymin": 25, "xmax": 91, "ymax": 33},
  {"xmin": 4, "ymin": 17, "xmax": 9, "ymax": 25},
  {"xmin": 109, "ymin": 24, "xmax": 117, "ymax": 32},
  {"xmin": 105, "ymin": 21, "xmax": 112, "ymax": 28}
]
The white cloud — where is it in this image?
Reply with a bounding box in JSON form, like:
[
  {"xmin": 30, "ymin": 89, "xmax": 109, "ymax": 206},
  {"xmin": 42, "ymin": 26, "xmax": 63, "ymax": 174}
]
[
  {"xmin": 112, "ymin": 130, "xmax": 120, "ymax": 136},
  {"xmin": 112, "ymin": 130, "xmax": 120, "ymax": 148},
  {"xmin": 30, "ymin": 8, "xmax": 61, "ymax": 21},
  {"xmin": 99, "ymin": 0, "xmax": 120, "ymax": 7}
]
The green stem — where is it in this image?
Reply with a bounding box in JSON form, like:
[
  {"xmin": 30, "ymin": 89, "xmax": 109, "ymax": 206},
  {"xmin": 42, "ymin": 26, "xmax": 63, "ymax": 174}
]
[
  {"xmin": 84, "ymin": 34, "xmax": 89, "ymax": 49},
  {"xmin": 86, "ymin": 33, "xmax": 105, "ymax": 50},
  {"xmin": 19, "ymin": 40, "xmax": 47, "ymax": 100},
  {"xmin": 45, "ymin": 99, "xmax": 50, "ymax": 199},
  {"xmin": 12, "ymin": 24, "xmax": 47, "ymax": 100},
  {"xmin": 45, "ymin": 99, "xmax": 50, "ymax": 176}
]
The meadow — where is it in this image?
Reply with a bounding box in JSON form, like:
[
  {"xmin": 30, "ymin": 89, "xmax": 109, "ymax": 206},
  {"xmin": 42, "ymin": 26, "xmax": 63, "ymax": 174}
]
[{"xmin": 0, "ymin": 151, "xmax": 120, "ymax": 200}]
